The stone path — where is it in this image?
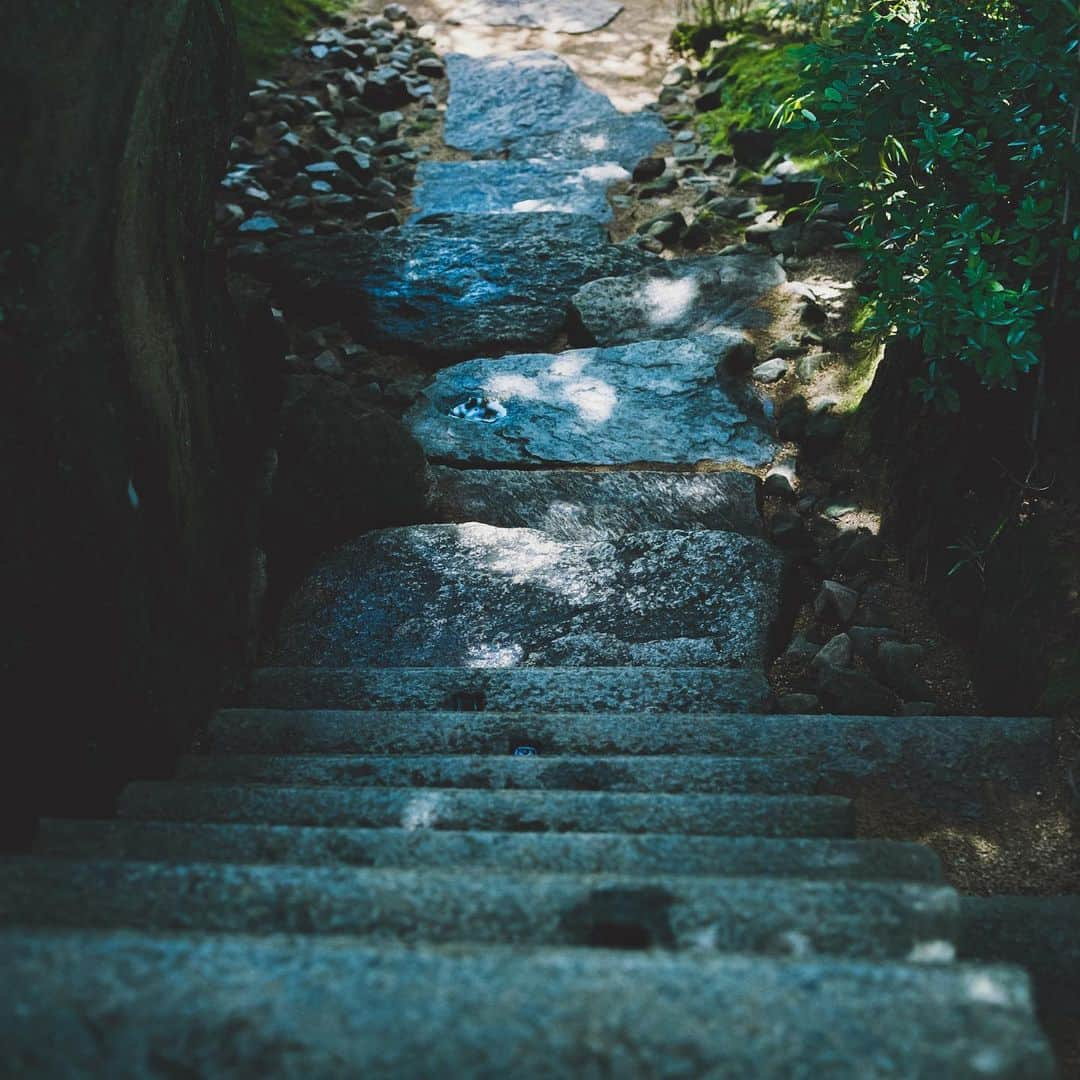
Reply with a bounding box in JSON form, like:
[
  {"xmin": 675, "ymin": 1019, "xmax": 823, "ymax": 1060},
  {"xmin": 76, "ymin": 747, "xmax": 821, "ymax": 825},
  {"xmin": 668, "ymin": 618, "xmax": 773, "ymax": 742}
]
[{"xmin": 0, "ymin": 7, "xmax": 1056, "ymax": 1076}]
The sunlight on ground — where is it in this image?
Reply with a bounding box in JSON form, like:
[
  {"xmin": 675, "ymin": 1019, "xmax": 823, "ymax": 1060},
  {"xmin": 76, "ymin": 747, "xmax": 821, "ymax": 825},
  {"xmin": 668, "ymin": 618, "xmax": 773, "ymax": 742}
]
[
  {"xmin": 408, "ymin": 0, "xmax": 674, "ymax": 109},
  {"xmin": 642, "ymin": 275, "xmax": 701, "ymax": 326},
  {"xmin": 485, "ymin": 353, "xmax": 619, "ymax": 425}
]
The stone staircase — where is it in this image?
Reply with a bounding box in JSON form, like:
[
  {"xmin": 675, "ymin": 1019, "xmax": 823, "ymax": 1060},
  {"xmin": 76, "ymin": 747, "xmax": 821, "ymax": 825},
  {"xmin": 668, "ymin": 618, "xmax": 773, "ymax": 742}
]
[
  {"xmin": 0, "ymin": 36, "xmax": 1057, "ymax": 1079},
  {"xmin": 0, "ymin": 679, "xmax": 1058, "ymax": 1075}
]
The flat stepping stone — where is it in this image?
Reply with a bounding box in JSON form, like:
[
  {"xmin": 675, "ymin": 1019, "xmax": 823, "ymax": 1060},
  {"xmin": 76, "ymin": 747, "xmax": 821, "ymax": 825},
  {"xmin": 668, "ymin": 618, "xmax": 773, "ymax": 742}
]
[
  {"xmin": 1, "ymin": 859, "xmax": 957, "ymax": 960},
  {"xmin": 116, "ymin": 783, "xmax": 853, "ymax": 837},
  {"xmin": 404, "ymin": 337, "xmax": 777, "ymax": 467},
  {"xmin": 270, "ymin": 523, "xmax": 784, "ymax": 669},
  {"xmin": 572, "ymin": 254, "xmax": 788, "ymax": 346},
  {"xmin": 509, "ymin": 112, "xmax": 670, "ymax": 170},
  {"xmin": 444, "ymin": 51, "xmax": 619, "ymax": 153},
  {"xmin": 1, "ymin": 933, "xmax": 1053, "ymax": 1076},
  {"xmin": 427, "ymin": 467, "xmax": 764, "ymax": 538},
  {"xmin": 258, "ymin": 213, "xmax": 652, "ymax": 360},
  {"xmin": 444, "ymin": 0, "xmax": 623, "ymax": 34},
  {"xmin": 245, "ymin": 665, "xmax": 773, "ymax": 713},
  {"xmin": 411, "ymin": 159, "xmax": 629, "ymax": 222},
  {"xmin": 36, "ymin": 821, "xmax": 947, "ymax": 882},
  {"xmin": 176, "ymin": 753, "xmax": 813, "ymax": 794}
]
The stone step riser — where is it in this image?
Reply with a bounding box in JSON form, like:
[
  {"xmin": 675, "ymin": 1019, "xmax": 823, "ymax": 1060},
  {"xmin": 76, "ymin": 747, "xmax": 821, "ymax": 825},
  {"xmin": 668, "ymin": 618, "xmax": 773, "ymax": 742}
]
[
  {"xmin": 175, "ymin": 754, "xmax": 815, "ymax": 794},
  {"xmin": 35, "ymin": 822, "xmax": 945, "ymax": 882},
  {"xmin": 210, "ymin": 710, "xmax": 1053, "ymax": 795},
  {"xmin": 0, "ymin": 859, "xmax": 958, "ymax": 961},
  {"xmin": 243, "ymin": 666, "xmax": 773, "ymax": 713},
  {"xmin": 0, "ymin": 932, "xmax": 1054, "ymax": 1077},
  {"xmin": 117, "ymin": 784, "xmax": 854, "ymax": 838}
]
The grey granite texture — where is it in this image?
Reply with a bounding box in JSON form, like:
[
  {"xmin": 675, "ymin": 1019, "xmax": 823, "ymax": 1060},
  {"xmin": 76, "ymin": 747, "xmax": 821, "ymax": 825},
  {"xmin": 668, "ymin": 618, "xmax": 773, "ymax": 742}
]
[
  {"xmin": 210, "ymin": 708, "xmax": 1053, "ymax": 803},
  {"xmin": 426, "ymin": 467, "xmax": 764, "ymax": 539},
  {"xmin": 257, "ymin": 213, "xmax": 653, "ymax": 360},
  {"xmin": 243, "ymin": 665, "xmax": 774, "ymax": 713},
  {"xmin": 270, "ymin": 524, "xmax": 783, "ymax": 669},
  {"xmin": 117, "ymin": 783, "xmax": 855, "ymax": 837},
  {"xmin": 508, "ymin": 113, "xmax": 671, "ymax": 170},
  {"xmin": 571, "ymin": 254, "xmax": 788, "ymax": 344},
  {"xmin": 176, "ymin": 753, "xmax": 813, "ymax": 794},
  {"xmin": 1, "ymin": 858, "xmax": 957, "ymax": 960},
  {"xmin": 404, "ymin": 337, "xmax": 777, "ymax": 467},
  {"xmin": 411, "ymin": 159, "xmax": 629, "ymax": 222},
  {"xmin": 35, "ymin": 822, "xmax": 945, "ymax": 882},
  {"xmin": 444, "ymin": 51, "xmax": 619, "ymax": 152},
  {"xmin": 0, "ymin": 932, "xmax": 1054, "ymax": 1078}
]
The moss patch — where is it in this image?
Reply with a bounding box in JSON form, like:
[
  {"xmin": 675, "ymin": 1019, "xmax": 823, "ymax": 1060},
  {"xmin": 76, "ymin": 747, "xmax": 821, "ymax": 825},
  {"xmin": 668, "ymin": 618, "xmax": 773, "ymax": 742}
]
[
  {"xmin": 698, "ymin": 37, "xmax": 806, "ymax": 149},
  {"xmin": 231, "ymin": 0, "xmax": 352, "ymax": 77}
]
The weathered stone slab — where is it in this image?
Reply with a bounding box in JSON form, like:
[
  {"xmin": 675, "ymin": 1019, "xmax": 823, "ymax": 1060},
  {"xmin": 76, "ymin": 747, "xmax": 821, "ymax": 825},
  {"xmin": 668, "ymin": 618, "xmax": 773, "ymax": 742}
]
[
  {"xmin": 427, "ymin": 467, "xmax": 763, "ymax": 538},
  {"xmin": 209, "ymin": 709, "xmax": 1054, "ymax": 805},
  {"xmin": 0, "ymin": 933, "xmax": 1054, "ymax": 1077},
  {"xmin": 117, "ymin": 783, "xmax": 851, "ymax": 837},
  {"xmin": 36, "ymin": 821, "xmax": 947, "ymax": 882},
  {"xmin": 244, "ymin": 665, "xmax": 774, "ymax": 713},
  {"xmin": 445, "ymin": 0, "xmax": 623, "ymax": 33},
  {"xmin": 445, "ymin": 51, "xmax": 619, "ymax": 153},
  {"xmin": 271, "ymin": 523, "xmax": 784, "ymax": 668},
  {"xmin": 176, "ymin": 753, "xmax": 811, "ymax": 794},
  {"xmin": 1, "ymin": 858, "xmax": 956, "ymax": 960},
  {"xmin": 405, "ymin": 338, "xmax": 777, "ymax": 467},
  {"xmin": 259, "ymin": 213, "xmax": 653, "ymax": 360},
  {"xmin": 411, "ymin": 160, "xmax": 629, "ymax": 222},
  {"xmin": 571, "ymin": 255, "xmax": 788, "ymax": 346},
  {"xmin": 509, "ymin": 113, "xmax": 670, "ymax": 170}
]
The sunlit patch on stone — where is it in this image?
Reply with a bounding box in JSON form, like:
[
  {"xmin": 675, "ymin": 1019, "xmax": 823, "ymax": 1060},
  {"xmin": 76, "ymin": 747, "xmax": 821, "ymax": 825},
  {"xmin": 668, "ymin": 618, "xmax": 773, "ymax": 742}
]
[
  {"xmin": 401, "ymin": 792, "xmax": 442, "ymax": 831},
  {"xmin": 512, "ymin": 745, "xmax": 537, "ymax": 757},
  {"xmin": 450, "ymin": 395, "xmax": 507, "ymax": 423},
  {"xmin": 907, "ymin": 940, "xmax": 955, "ymax": 963}
]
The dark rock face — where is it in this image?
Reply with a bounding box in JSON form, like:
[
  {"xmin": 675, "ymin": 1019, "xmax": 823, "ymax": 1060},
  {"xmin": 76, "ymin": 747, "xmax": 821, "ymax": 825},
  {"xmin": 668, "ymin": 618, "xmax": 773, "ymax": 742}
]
[
  {"xmin": 0, "ymin": 3, "xmax": 266, "ymax": 845},
  {"xmin": 257, "ymin": 213, "xmax": 653, "ymax": 361},
  {"xmin": 269, "ymin": 376, "xmax": 431, "ymax": 567}
]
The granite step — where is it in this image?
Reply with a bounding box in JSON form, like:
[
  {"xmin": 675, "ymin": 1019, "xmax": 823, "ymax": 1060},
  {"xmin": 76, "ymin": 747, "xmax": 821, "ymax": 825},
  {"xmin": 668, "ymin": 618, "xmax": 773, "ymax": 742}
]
[
  {"xmin": 0, "ymin": 858, "xmax": 958, "ymax": 960},
  {"xmin": 242, "ymin": 665, "xmax": 774, "ymax": 713},
  {"xmin": 34, "ymin": 822, "xmax": 944, "ymax": 881},
  {"xmin": 0, "ymin": 931, "xmax": 1054, "ymax": 1077},
  {"xmin": 410, "ymin": 159, "xmax": 629, "ymax": 223},
  {"xmin": 403, "ymin": 338, "xmax": 777, "ymax": 469},
  {"xmin": 210, "ymin": 709, "xmax": 1053, "ymax": 793},
  {"xmin": 117, "ymin": 784, "xmax": 854, "ymax": 837},
  {"xmin": 174, "ymin": 754, "xmax": 815, "ymax": 795},
  {"xmin": 425, "ymin": 466, "xmax": 765, "ymax": 540},
  {"xmin": 270, "ymin": 524, "xmax": 783, "ymax": 671}
]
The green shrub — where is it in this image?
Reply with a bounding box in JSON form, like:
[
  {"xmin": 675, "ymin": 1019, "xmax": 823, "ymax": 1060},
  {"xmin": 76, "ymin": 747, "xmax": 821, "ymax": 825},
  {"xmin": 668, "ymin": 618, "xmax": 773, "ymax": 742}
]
[
  {"xmin": 779, "ymin": 1, "xmax": 1080, "ymax": 407},
  {"xmin": 230, "ymin": 0, "xmax": 351, "ymax": 77}
]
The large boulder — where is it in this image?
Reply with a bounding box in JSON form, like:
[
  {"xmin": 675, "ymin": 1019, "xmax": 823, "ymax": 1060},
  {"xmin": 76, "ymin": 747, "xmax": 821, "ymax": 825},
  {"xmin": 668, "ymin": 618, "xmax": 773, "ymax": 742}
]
[
  {"xmin": 444, "ymin": 51, "xmax": 619, "ymax": 152},
  {"xmin": 411, "ymin": 160, "xmax": 630, "ymax": 223},
  {"xmin": 255, "ymin": 214, "xmax": 654, "ymax": 362},
  {"xmin": 509, "ymin": 114, "xmax": 671, "ymax": 171},
  {"xmin": 404, "ymin": 337, "xmax": 777, "ymax": 468},
  {"xmin": 272, "ymin": 523, "xmax": 784, "ymax": 670},
  {"xmin": 0, "ymin": 2, "xmax": 266, "ymax": 844},
  {"xmin": 570, "ymin": 255, "xmax": 788, "ymax": 346}
]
